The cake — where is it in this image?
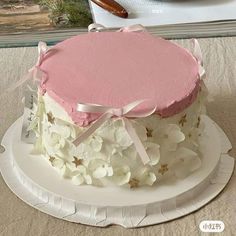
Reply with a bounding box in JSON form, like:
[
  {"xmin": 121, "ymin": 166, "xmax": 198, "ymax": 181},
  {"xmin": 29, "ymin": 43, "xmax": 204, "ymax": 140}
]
[{"xmin": 28, "ymin": 25, "xmax": 207, "ymax": 188}]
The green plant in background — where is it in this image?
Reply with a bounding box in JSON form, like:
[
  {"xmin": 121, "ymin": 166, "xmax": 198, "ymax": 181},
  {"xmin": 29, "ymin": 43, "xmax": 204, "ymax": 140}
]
[{"xmin": 36, "ymin": 0, "xmax": 93, "ymax": 27}]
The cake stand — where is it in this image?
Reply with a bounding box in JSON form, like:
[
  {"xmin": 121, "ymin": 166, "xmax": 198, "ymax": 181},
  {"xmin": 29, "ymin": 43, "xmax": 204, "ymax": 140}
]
[{"xmin": 0, "ymin": 115, "xmax": 234, "ymax": 228}]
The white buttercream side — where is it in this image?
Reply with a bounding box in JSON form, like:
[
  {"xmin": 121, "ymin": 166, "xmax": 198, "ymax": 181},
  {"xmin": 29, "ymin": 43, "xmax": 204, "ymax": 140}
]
[
  {"xmin": 43, "ymin": 93, "xmax": 74, "ymax": 124},
  {"xmin": 29, "ymin": 82, "xmax": 208, "ymax": 188}
]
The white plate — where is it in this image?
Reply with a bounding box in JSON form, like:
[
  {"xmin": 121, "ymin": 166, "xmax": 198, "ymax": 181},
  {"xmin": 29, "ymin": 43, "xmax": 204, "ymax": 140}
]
[{"xmin": 0, "ymin": 115, "xmax": 234, "ymax": 228}]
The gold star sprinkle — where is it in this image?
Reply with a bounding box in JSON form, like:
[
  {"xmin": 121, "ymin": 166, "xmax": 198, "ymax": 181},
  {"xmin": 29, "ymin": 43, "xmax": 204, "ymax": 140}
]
[
  {"xmin": 72, "ymin": 156, "xmax": 83, "ymax": 167},
  {"xmin": 158, "ymin": 164, "xmax": 169, "ymax": 175},
  {"xmin": 47, "ymin": 112, "xmax": 55, "ymax": 124},
  {"xmin": 128, "ymin": 178, "xmax": 139, "ymax": 188},
  {"xmin": 49, "ymin": 156, "xmax": 55, "ymax": 165},
  {"xmin": 196, "ymin": 116, "xmax": 201, "ymax": 128},
  {"xmin": 179, "ymin": 114, "xmax": 187, "ymax": 127},
  {"xmin": 146, "ymin": 128, "xmax": 153, "ymax": 137}
]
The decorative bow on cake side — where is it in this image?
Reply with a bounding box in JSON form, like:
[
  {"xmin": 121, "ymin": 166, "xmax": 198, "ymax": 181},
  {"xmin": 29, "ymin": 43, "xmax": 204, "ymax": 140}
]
[{"xmin": 73, "ymin": 100, "xmax": 157, "ymax": 165}]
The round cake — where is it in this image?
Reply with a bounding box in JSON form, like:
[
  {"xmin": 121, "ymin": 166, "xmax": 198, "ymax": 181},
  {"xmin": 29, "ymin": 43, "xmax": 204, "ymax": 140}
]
[{"xmin": 29, "ymin": 25, "xmax": 207, "ymax": 187}]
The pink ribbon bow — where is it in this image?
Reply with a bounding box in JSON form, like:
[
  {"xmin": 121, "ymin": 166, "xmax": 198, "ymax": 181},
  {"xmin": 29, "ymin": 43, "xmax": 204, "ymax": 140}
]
[
  {"xmin": 119, "ymin": 24, "xmax": 146, "ymax": 33},
  {"xmin": 73, "ymin": 100, "xmax": 156, "ymax": 165},
  {"xmin": 0, "ymin": 42, "xmax": 48, "ymax": 98},
  {"xmin": 191, "ymin": 39, "xmax": 205, "ymax": 78},
  {"xmin": 88, "ymin": 23, "xmax": 146, "ymax": 33}
]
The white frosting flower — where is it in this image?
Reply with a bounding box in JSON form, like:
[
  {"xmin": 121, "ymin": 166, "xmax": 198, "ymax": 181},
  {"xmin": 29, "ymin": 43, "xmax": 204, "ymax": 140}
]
[
  {"xmin": 85, "ymin": 135, "xmax": 103, "ymax": 152},
  {"xmin": 122, "ymin": 145, "xmax": 137, "ymax": 161},
  {"xmin": 89, "ymin": 159, "xmax": 113, "ymax": 179},
  {"xmin": 72, "ymin": 121, "xmax": 112, "ymax": 163},
  {"xmin": 186, "ymin": 127, "xmax": 202, "ymax": 147},
  {"xmin": 60, "ymin": 163, "xmax": 72, "ymax": 178},
  {"xmin": 50, "ymin": 125, "xmax": 70, "ymax": 139},
  {"xmin": 140, "ymin": 170, "xmax": 157, "ymax": 186},
  {"xmin": 144, "ymin": 142, "xmax": 160, "ymax": 166},
  {"xmin": 114, "ymin": 126, "xmax": 133, "ymax": 147},
  {"xmin": 41, "ymin": 116, "xmax": 79, "ymax": 159},
  {"xmin": 111, "ymin": 165, "xmax": 131, "ymax": 186},
  {"xmin": 72, "ymin": 165, "xmax": 92, "ymax": 185},
  {"xmin": 110, "ymin": 144, "xmax": 126, "ymax": 159},
  {"xmin": 45, "ymin": 154, "xmax": 68, "ymax": 177},
  {"xmin": 51, "ymin": 119, "xmax": 76, "ymax": 140},
  {"xmin": 74, "ymin": 137, "xmax": 105, "ymax": 166},
  {"xmin": 96, "ymin": 119, "xmax": 115, "ymax": 141},
  {"xmin": 170, "ymin": 147, "xmax": 201, "ymax": 178},
  {"xmin": 110, "ymin": 145, "xmax": 138, "ymax": 174},
  {"xmin": 133, "ymin": 167, "xmax": 157, "ymax": 186},
  {"xmin": 108, "ymin": 119, "xmax": 148, "ymax": 163},
  {"xmin": 51, "ymin": 157, "xmax": 64, "ymax": 169},
  {"xmin": 50, "ymin": 132, "xmax": 66, "ymax": 147},
  {"xmin": 43, "ymin": 130, "xmax": 66, "ymax": 157},
  {"xmin": 154, "ymin": 124, "xmax": 185, "ymax": 151}
]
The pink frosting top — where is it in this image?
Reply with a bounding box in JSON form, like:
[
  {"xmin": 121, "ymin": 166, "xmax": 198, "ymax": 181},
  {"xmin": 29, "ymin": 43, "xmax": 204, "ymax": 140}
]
[{"xmin": 39, "ymin": 31, "xmax": 200, "ymax": 126}]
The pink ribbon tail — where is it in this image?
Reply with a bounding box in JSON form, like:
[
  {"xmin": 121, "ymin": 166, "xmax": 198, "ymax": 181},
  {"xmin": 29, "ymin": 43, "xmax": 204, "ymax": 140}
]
[
  {"xmin": 191, "ymin": 39, "xmax": 205, "ymax": 78},
  {"xmin": 123, "ymin": 118, "xmax": 150, "ymax": 165},
  {"xmin": 73, "ymin": 112, "xmax": 112, "ymax": 146},
  {"xmin": 192, "ymin": 39, "xmax": 203, "ymax": 65}
]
